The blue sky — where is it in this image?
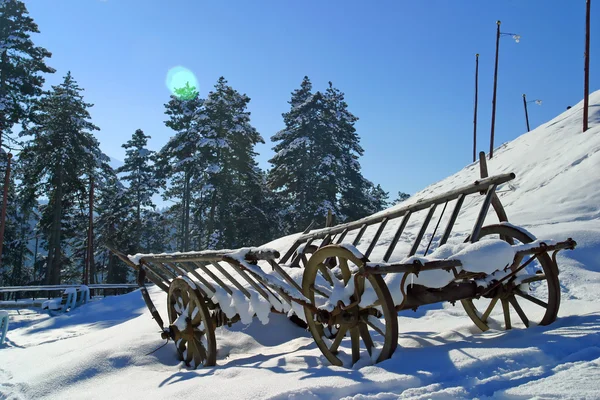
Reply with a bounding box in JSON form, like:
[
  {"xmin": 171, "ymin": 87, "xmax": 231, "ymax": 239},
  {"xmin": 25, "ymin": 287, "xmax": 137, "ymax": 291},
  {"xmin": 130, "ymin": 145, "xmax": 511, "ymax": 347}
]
[{"xmin": 24, "ymin": 0, "xmax": 598, "ymax": 199}]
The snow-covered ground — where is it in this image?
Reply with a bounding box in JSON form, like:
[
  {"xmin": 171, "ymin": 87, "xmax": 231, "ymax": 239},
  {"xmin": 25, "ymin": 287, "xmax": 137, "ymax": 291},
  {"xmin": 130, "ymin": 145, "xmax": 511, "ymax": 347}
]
[{"xmin": 1, "ymin": 92, "xmax": 599, "ymax": 399}]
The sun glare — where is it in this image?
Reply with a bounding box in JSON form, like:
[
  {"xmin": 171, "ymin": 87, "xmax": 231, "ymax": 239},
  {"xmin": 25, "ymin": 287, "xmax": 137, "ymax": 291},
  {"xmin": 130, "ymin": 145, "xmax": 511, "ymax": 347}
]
[{"xmin": 165, "ymin": 66, "xmax": 198, "ymax": 98}]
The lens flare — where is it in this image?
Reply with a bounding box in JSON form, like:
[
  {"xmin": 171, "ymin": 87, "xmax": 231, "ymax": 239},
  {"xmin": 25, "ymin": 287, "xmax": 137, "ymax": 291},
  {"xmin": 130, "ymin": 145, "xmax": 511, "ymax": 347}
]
[{"xmin": 165, "ymin": 66, "xmax": 198, "ymax": 98}]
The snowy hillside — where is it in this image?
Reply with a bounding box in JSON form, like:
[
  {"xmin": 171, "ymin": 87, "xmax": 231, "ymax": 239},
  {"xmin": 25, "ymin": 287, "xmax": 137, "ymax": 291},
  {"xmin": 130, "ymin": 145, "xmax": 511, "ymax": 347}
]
[{"xmin": 2, "ymin": 92, "xmax": 599, "ymax": 400}]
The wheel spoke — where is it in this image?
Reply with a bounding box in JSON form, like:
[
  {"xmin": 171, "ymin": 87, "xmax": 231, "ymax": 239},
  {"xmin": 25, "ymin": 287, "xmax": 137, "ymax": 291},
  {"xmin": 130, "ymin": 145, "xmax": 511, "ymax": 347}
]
[
  {"xmin": 194, "ymin": 332, "xmax": 208, "ymax": 366},
  {"xmin": 311, "ymin": 284, "xmax": 332, "ymax": 298},
  {"xmin": 318, "ymin": 263, "xmax": 334, "ymax": 285},
  {"xmin": 461, "ymin": 225, "xmax": 560, "ymax": 333},
  {"xmin": 501, "ymin": 299, "xmax": 512, "ymax": 330},
  {"xmin": 359, "ymin": 323, "xmax": 374, "ymax": 357},
  {"xmin": 180, "ymin": 288, "xmax": 190, "ymax": 306},
  {"xmin": 184, "ymin": 342, "xmax": 194, "ymax": 364},
  {"xmin": 508, "ymin": 295, "xmax": 529, "ymax": 327},
  {"xmin": 519, "ymin": 274, "xmax": 547, "ymax": 284},
  {"xmin": 329, "ymin": 326, "xmax": 348, "ymax": 354},
  {"xmin": 339, "ymin": 258, "xmax": 351, "ymax": 283},
  {"xmin": 177, "ymin": 338, "xmax": 187, "ymax": 357},
  {"xmin": 481, "ymin": 297, "xmax": 499, "ymax": 322},
  {"xmin": 366, "ymin": 318, "xmax": 385, "ymax": 337},
  {"xmin": 190, "ymin": 302, "xmax": 203, "ymax": 325},
  {"xmin": 350, "ymin": 326, "xmax": 360, "ymax": 365},
  {"xmin": 515, "ymin": 289, "xmax": 548, "ymax": 308},
  {"xmin": 303, "ymin": 246, "xmax": 398, "ymax": 367}
]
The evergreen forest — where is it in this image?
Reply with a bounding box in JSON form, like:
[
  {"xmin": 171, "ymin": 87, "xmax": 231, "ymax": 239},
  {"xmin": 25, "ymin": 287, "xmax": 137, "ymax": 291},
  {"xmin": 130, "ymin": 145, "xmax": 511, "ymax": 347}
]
[{"xmin": 0, "ymin": 1, "xmax": 409, "ymax": 285}]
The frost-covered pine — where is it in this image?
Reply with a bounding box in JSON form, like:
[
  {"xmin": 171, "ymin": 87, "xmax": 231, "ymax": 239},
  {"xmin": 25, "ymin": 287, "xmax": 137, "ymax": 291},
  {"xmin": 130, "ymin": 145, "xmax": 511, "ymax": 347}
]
[
  {"xmin": 140, "ymin": 209, "xmax": 171, "ymax": 254},
  {"xmin": 268, "ymin": 77, "xmax": 332, "ymax": 232},
  {"xmin": 19, "ymin": 72, "xmax": 110, "ymax": 284},
  {"xmin": 393, "ymin": 191, "xmax": 411, "ymax": 205},
  {"xmin": 116, "ymin": 129, "xmax": 157, "ymax": 252},
  {"xmin": 323, "ymin": 82, "xmax": 387, "ymax": 222},
  {"xmin": 95, "ymin": 173, "xmax": 135, "ymax": 284},
  {"xmin": 0, "ymin": 169, "xmax": 35, "ymax": 286},
  {"xmin": 0, "ymin": 0, "xmax": 54, "ymax": 149},
  {"xmin": 269, "ymin": 78, "xmax": 380, "ymax": 232},
  {"xmin": 198, "ymin": 77, "xmax": 268, "ymax": 248},
  {"xmin": 158, "ymin": 82, "xmax": 204, "ymax": 251}
]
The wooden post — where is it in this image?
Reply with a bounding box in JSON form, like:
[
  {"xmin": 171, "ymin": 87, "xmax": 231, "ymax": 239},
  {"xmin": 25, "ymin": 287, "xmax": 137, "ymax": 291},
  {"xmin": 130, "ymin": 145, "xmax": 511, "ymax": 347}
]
[
  {"xmin": 523, "ymin": 94, "xmax": 531, "ymax": 132},
  {"xmin": 490, "ymin": 21, "xmax": 501, "ymax": 158},
  {"xmin": 473, "ymin": 54, "xmax": 480, "ymax": 163},
  {"xmin": 326, "ymin": 209, "xmax": 333, "ymax": 227},
  {"xmin": 583, "ymin": 0, "xmax": 591, "ymax": 132},
  {"xmin": 0, "ymin": 153, "xmax": 12, "ymax": 270}
]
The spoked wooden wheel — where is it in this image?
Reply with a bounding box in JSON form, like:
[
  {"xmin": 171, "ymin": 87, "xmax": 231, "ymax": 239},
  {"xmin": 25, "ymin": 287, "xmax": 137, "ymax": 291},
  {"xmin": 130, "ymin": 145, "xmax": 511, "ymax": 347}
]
[
  {"xmin": 302, "ymin": 245, "xmax": 398, "ymax": 367},
  {"xmin": 461, "ymin": 224, "xmax": 560, "ymax": 331},
  {"xmin": 168, "ymin": 278, "xmax": 217, "ymax": 368}
]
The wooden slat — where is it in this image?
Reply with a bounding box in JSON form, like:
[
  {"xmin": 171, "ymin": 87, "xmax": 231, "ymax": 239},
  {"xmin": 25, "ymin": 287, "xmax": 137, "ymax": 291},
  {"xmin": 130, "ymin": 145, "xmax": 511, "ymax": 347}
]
[
  {"xmin": 210, "ymin": 261, "xmax": 251, "ymax": 298},
  {"xmin": 439, "ymin": 194, "xmax": 466, "ymax": 246},
  {"xmin": 353, "ymin": 224, "xmax": 368, "ymax": 246},
  {"xmin": 192, "ymin": 261, "xmax": 233, "ymax": 295},
  {"xmin": 470, "ymin": 184, "xmax": 497, "ymax": 242},
  {"xmin": 287, "ymin": 173, "xmax": 515, "ymax": 245},
  {"xmin": 266, "ymin": 259, "xmax": 304, "ymax": 294},
  {"xmin": 175, "ymin": 262, "xmax": 216, "ymax": 293},
  {"xmin": 223, "ymin": 259, "xmax": 272, "ymax": 302},
  {"xmin": 408, "ymin": 204, "xmax": 437, "ymax": 257},
  {"xmin": 365, "ymin": 218, "xmax": 388, "ymax": 258},
  {"xmin": 146, "ymin": 260, "xmax": 178, "ymax": 280},
  {"xmin": 335, "ymin": 228, "xmax": 349, "ymax": 244},
  {"xmin": 383, "ymin": 212, "xmax": 412, "ymax": 262},
  {"xmin": 424, "ymin": 201, "xmax": 449, "ymax": 256}
]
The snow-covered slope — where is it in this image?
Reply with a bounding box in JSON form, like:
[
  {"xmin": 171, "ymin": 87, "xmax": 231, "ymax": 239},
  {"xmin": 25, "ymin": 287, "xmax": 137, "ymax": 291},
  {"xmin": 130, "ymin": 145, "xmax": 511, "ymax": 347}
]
[{"xmin": 2, "ymin": 92, "xmax": 600, "ymax": 400}]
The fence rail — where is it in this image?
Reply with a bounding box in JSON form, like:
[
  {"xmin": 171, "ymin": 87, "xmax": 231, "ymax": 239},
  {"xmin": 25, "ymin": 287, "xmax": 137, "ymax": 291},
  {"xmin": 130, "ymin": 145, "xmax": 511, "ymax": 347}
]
[{"xmin": 0, "ymin": 284, "xmax": 140, "ymax": 293}]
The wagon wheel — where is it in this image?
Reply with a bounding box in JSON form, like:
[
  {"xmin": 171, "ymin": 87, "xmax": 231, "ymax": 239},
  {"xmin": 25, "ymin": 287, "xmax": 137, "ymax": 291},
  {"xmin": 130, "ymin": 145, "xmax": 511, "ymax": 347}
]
[
  {"xmin": 302, "ymin": 245, "xmax": 398, "ymax": 367},
  {"xmin": 167, "ymin": 278, "xmax": 217, "ymax": 368},
  {"xmin": 461, "ymin": 224, "xmax": 560, "ymax": 332},
  {"xmin": 290, "ymin": 243, "xmax": 338, "ymax": 333}
]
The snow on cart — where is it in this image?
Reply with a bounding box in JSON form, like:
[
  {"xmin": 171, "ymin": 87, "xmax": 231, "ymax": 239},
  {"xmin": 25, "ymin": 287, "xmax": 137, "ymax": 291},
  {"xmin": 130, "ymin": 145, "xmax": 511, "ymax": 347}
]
[{"xmin": 107, "ymin": 168, "xmax": 576, "ymax": 369}]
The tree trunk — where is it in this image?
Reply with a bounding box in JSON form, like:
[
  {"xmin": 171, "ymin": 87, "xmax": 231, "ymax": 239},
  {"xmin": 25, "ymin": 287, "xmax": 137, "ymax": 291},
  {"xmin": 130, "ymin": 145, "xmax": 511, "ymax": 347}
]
[
  {"xmin": 46, "ymin": 168, "xmax": 64, "ymax": 285},
  {"xmin": 184, "ymin": 170, "xmax": 191, "ymax": 251},
  {"xmin": 0, "ymin": 50, "xmax": 7, "ymax": 149},
  {"xmin": 207, "ymin": 192, "xmax": 217, "ymax": 249},
  {"xmin": 136, "ymin": 172, "xmax": 141, "ymax": 253},
  {"xmin": 88, "ymin": 177, "xmax": 95, "ymax": 284}
]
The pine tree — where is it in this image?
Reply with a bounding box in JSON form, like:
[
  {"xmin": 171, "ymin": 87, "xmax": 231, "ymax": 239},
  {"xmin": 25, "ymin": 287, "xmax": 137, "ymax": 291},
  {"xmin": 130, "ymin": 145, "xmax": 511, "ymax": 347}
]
[
  {"xmin": 0, "ymin": 169, "xmax": 35, "ymax": 286},
  {"xmin": 116, "ymin": 129, "xmax": 157, "ymax": 252},
  {"xmin": 0, "ymin": 0, "xmax": 54, "ymax": 149},
  {"xmin": 268, "ymin": 76, "xmax": 329, "ymax": 232},
  {"xmin": 198, "ymin": 77, "xmax": 267, "ymax": 248},
  {"xmin": 158, "ymin": 82, "xmax": 203, "ymax": 251},
  {"xmin": 322, "ymin": 81, "xmax": 379, "ymax": 223},
  {"xmin": 269, "ymin": 78, "xmax": 387, "ymax": 230},
  {"xmin": 140, "ymin": 208, "xmax": 171, "ymax": 254},
  {"xmin": 393, "ymin": 191, "xmax": 411, "ymax": 205},
  {"xmin": 96, "ymin": 173, "xmax": 135, "ymax": 283},
  {"xmin": 19, "ymin": 72, "xmax": 110, "ymax": 284}
]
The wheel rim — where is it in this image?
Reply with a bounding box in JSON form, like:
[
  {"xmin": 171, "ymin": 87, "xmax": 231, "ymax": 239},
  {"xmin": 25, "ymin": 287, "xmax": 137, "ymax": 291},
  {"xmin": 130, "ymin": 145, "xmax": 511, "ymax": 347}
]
[
  {"xmin": 302, "ymin": 245, "xmax": 398, "ymax": 367},
  {"xmin": 461, "ymin": 224, "xmax": 560, "ymax": 331},
  {"xmin": 168, "ymin": 278, "xmax": 217, "ymax": 368}
]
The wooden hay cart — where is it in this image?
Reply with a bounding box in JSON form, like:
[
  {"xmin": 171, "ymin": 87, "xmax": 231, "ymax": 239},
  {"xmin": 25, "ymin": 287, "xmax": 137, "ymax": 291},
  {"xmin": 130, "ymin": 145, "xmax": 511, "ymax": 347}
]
[{"xmin": 108, "ymin": 170, "xmax": 576, "ymax": 369}]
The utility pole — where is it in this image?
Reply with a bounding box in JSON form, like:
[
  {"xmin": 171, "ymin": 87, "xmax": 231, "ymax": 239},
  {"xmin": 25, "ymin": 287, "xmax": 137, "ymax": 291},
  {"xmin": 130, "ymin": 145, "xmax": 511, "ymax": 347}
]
[
  {"xmin": 473, "ymin": 54, "xmax": 480, "ymax": 163},
  {"xmin": 583, "ymin": 0, "xmax": 591, "ymax": 132},
  {"xmin": 490, "ymin": 21, "xmax": 501, "ymax": 158},
  {"xmin": 523, "ymin": 94, "xmax": 531, "ymax": 132}
]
